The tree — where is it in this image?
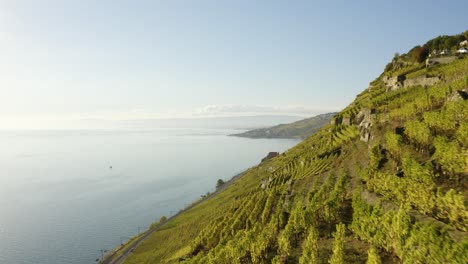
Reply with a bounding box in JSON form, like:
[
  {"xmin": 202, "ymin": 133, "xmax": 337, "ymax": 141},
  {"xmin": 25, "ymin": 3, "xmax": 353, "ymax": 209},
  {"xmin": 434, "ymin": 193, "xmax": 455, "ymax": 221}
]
[
  {"xmin": 443, "ymin": 37, "xmax": 458, "ymax": 49},
  {"xmin": 409, "ymin": 45, "xmax": 429, "ymax": 63},
  {"xmin": 159, "ymin": 215, "xmax": 167, "ymax": 223},
  {"xmin": 216, "ymin": 179, "xmax": 225, "ymax": 189},
  {"xmin": 329, "ymin": 223, "xmax": 346, "ymax": 264}
]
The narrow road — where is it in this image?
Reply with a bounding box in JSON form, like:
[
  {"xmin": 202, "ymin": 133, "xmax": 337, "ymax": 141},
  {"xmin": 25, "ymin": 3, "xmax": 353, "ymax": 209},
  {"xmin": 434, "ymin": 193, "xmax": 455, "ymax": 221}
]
[
  {"xmin": 101, "ymin": 225, "xmax": 159, "ymax": 264},
  {"xmin": 100, "ymin": 223, "xmax": 163, "ymax": 264}
]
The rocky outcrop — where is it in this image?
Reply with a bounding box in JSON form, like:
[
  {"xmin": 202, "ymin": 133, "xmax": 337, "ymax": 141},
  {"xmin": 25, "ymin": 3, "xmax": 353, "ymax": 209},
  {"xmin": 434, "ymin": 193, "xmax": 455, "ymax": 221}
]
[
  {"xmin": 342, "ymin": 117, "xmax": 351, "ymax": 126},
  {"xmin": 426, "ymin": 56, "xmax": 457, "ymax": 67},
  {"xmin": 331, "ymin": 108, "xmax": 375, "ymax": 143},
  {"xmin": 403, "ymin": 75, "xmax": 440, "ymax": 87},
  {"xmin": 330, "ymin": 116, "xmax": 342, "ymax": 125},
  {"xmin": 447, "ymin": 89, "xmax": 468, "ymax": 102},
  {"xmin": 332, "ymin": 116, "xmax": 352, "ymax": 126},
  {"xmin": 382, "ymin": 75, "xmax": 404, "ymax": 91},
  {"xmin": 260, "ymin": 176, "xmax": 272, "ymax": 190},
  {"xmin": 355, "ymin": 108, "xmax": 375, "ymax": 142},
  {"xmin": 382, "ymin": 74, "xmax": 440, "ymax": 91}
]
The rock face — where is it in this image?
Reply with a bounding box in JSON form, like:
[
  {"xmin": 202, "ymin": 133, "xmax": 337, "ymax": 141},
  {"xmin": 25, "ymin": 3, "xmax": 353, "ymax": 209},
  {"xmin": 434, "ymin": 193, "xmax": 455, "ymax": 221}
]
[
  {"xmin": 355, "ymin": 108, "xmax": 375, "ymax": 142},
  {"xmin": 447, "ymin": 89, "xmax": 468, "ymax": 102},
  {"xmin": 403, "ymin": 75, "xmax": 440, "ymax": 87},
  {"xmin": 260, "ymin": 176, "xmax": 272, "ymax": 190},
  {"xmin": 331, "ymin": 107, "xmax": 375, "ymax": 143},
  {"xmin": 331, "ymin": 116, "xmax": 342, "ymax": 125},
  {"xmin": 382, "ymin": 74, "xmax": 440, "ymax": 91},
  {"xmin": 342, "ymin": 117, "xmax": 351, "ymax": 126},
  {"xmin": 382, "ymin": 75, "xmax": 405, "ymax": 91},
  {"xmin": 332, "ymin": 116, "xmax": 352, "ymax": 126},
  {"xmin": 426, "ymin": 56, "xmax": 457, "ymax": 67}
]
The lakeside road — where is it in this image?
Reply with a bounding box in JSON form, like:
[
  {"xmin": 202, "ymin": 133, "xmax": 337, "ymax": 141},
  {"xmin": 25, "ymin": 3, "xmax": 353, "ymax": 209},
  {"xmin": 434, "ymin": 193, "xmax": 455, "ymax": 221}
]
[
  {"xmin": 100, "ymin": 171, "xmax": 245, "ymax": 264},
  {"xmin": 101, "ymin": 226, "xmax": 158, "ymax": 264}
]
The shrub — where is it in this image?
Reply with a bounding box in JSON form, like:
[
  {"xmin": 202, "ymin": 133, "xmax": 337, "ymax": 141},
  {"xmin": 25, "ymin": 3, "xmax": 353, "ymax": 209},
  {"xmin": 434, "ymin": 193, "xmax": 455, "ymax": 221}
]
[
  {"xmin": 405, "ymin": 120, "xmax": 431, "ymax": 146},
  {"xmin": 216, "ymin": 179, "xmax": 225, "ymax": 189},
  {"xmin": 366, "ymin": 246, "xmax": 382, "ymax": 264},
  {"xmin": 409, "ymin": 45, "xmax": 429, "ymax": 63},
  {"xmin": 299, "ymin": 226, "xmax": 319, "ymax": 264},
  {"xmin": 329, "ymin": 223, "xmax": 346, "ymax": 264}
]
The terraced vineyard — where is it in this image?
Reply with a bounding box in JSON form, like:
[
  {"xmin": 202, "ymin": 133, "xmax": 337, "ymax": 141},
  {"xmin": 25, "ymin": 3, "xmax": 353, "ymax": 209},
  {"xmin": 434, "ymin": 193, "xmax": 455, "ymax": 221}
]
[{"xmin": 115, "ymin": 33, "xmax": 468, "ymax": 264}]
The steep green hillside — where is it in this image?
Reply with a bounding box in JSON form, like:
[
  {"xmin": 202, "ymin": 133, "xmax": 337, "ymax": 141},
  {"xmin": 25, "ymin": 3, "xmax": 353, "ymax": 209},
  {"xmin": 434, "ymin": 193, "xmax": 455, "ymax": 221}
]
[
  {"xmin": 230, "ymin": 112, "xmax": 337, "ymax": 139},
  {"xmin": 118, "ymin": 34, "xmax": 468, "ymax": 264}
]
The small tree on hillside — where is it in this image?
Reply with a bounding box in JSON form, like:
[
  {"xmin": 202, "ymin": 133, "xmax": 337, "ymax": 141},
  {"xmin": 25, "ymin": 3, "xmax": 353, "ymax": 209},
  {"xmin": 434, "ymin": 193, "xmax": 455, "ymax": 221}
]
[
  {"xmin": 216, "ymin": 179, "xmax": 225, "ymax": 189},
  {"xmin": 409, "ymin": 45, "xmax": 429, "ymax": 63}
]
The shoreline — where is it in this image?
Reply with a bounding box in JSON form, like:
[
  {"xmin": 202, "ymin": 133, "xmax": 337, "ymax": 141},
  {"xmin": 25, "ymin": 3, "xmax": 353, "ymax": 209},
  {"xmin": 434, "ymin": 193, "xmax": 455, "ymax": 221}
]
[{"xmin": 100, "ymin": 170, "xmax": 247, "ymax": 264}]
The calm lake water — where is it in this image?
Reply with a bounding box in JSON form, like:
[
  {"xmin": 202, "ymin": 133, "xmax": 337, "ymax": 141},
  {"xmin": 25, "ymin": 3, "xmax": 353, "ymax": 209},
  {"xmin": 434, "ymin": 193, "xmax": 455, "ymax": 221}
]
[{"xmin": 0, "ymin": 129, "xmax": 299, "ymax": 264}]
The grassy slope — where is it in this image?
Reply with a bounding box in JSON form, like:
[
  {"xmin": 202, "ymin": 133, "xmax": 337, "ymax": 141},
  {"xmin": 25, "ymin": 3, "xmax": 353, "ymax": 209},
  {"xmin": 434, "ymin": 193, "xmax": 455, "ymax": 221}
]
[
  {"xmin": 230, "ymin": 112, "xmax": 337, "ymax": 139},
  {"xmin": 122, "ymin": 46, "xmax": 468, "ymax": 264}
]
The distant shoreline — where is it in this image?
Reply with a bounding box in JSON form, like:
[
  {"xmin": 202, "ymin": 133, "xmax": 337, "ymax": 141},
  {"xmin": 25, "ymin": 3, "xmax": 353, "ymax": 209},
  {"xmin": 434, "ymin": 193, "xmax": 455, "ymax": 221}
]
[{"xmin": 230, "ymin": 112, "xmax": 337, "ymax": 139}]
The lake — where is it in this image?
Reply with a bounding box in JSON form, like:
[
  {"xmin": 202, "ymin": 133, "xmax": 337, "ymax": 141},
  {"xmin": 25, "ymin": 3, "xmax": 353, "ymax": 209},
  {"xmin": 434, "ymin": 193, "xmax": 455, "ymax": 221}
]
[{"xmin": 0, "ymin": 129, "xmax": 299, "ymax": 264}]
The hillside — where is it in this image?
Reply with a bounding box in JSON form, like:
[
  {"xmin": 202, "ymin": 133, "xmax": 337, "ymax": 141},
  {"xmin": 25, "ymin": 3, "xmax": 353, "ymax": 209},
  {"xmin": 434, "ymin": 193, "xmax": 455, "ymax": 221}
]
[
  {"xmin": 108, "ymin": 33, "xmax": 468, "ymax": 264},
  {"xmin": 230, "ymin": 112, "xmax": 337, "ymax": 139}
]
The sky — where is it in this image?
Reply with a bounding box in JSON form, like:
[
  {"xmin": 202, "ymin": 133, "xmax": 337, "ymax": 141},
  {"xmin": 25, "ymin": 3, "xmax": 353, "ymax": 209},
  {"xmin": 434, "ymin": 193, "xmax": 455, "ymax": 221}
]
[{"xmin": 0, "ymin": 0, "xmax": 467, "ymax": 129}]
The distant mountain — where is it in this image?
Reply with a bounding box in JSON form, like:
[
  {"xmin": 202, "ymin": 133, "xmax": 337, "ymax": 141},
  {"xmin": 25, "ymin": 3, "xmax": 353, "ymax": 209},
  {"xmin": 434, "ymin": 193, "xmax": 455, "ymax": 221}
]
[
  {"xmin": 66, "ymin": 115, "xmax": 304, "ymax": 130},
  {"xmin": 114, "ymin": 115, "xmax": 304, "ymax": 130},
  {"xmin": 230, "ymin": 112, "xmax": 337, "ymax": 139}
]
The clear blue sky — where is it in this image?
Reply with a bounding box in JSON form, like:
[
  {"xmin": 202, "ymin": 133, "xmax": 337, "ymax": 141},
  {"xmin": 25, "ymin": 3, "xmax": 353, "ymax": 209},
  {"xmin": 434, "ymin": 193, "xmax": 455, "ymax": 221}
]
[{"xmin": 1, "ymin": 0, "xmax": 467, "ymax": 128}]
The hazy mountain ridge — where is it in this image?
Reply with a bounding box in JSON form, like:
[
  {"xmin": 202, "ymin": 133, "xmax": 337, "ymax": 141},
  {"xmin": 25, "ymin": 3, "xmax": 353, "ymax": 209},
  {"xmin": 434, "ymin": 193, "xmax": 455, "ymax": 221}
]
[
  {"xmin": 230, "ymin": 112, "xmax": 337, "ymax": 139},
  {"xmin": 109, "ymin": 32, "xmax": 468, "ymax": 264},
  {"xmin": 69, "ymin": 115, "xmax": 304, "ymax": 130}
]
